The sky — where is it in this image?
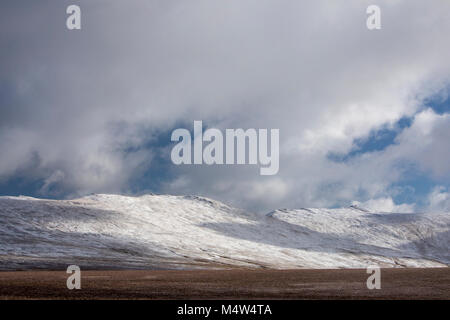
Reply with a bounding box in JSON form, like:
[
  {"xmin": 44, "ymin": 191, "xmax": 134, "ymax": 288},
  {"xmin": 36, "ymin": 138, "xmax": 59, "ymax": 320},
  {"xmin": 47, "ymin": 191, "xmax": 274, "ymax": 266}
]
[{"xmin": 0, "ymin": 0, "xmax": 449, "ymax": 213}]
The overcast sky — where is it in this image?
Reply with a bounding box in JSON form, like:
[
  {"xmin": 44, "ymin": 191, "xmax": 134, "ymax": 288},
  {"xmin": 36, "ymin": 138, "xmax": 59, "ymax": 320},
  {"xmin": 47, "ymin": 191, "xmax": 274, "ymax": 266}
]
[{"xmin": 0, "ymin": 0, "xmax": 449, "ymax": 213}]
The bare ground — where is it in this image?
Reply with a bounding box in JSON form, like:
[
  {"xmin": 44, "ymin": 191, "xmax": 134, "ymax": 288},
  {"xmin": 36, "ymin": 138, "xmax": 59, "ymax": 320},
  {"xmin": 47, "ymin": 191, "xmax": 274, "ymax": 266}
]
[{"xmin": 0, "ymin": 268, "xmax": 448, "ymax": 300}]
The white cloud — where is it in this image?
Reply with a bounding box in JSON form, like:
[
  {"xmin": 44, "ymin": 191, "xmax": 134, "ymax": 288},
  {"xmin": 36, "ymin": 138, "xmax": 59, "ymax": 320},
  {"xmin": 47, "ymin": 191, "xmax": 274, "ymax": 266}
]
[
  {"xmin": 352, "ymin": 198, "xmax": 415, "ymax": 213},
  {"xmin": 394, "ymin": 110, "xmax": 450, "ymax": 179},
  {"xmin": 0, "ymin": 1, "xmax": 449, "ymax": 211},
  {"xmin": 426, "ymin": 186, "xmax": 450, "ymax": 213}
]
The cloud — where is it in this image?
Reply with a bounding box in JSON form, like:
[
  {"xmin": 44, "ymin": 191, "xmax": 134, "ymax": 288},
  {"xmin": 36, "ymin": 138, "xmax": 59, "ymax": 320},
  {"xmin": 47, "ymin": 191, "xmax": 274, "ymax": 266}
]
[
  {"xmin": 426, "ymin": 186, "xmax": 450, "ymax": 212},
  {"xmin": 39, "ymin": 170, "xmax": 65, "ymax": 195},
  {"xmin": 0, "ymin": 0, "xmax": 449, "ymax": 211},
  {"xmin": 352, "ymin": 198, "xmax": 415, "ymax": 213},
  {"xmin": 394, "ymin": 110, "xmax": 450, "ymax": 179}
]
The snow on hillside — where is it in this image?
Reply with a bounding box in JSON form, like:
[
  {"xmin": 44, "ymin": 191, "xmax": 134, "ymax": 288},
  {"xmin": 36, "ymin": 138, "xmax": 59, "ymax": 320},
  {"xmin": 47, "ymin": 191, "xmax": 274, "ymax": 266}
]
[{"xmin": 0, "ymin": 194, "xmax": 448, "ymax": 270}]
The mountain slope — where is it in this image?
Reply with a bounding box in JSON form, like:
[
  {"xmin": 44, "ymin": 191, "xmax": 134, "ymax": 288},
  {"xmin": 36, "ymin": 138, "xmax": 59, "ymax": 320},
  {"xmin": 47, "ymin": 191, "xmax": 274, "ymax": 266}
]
[{"xmin": 0, "ymin": 194, "xmax": 448, "ymax": 270}]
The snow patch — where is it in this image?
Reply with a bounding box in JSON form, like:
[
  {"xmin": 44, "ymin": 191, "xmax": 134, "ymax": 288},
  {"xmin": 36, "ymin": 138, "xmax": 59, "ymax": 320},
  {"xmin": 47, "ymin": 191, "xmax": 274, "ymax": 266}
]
[{"xmin": 0, "ymin": 194, "xmax": 448, "ymax": 270}]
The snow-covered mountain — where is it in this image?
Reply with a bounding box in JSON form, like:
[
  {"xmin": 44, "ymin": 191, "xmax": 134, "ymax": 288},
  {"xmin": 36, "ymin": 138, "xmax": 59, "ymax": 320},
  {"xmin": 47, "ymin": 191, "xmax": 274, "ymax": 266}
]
[{"xmin": 0, "ymin": 194, "xmax": 448, "ymax": 270}]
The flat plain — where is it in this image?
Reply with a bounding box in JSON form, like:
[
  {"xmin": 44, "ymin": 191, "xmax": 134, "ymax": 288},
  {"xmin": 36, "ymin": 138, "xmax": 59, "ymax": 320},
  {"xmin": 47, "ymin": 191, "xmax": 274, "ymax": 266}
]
[{"xmin": 0, "ymin": 268, "xmax": 448, "ymax": 300}]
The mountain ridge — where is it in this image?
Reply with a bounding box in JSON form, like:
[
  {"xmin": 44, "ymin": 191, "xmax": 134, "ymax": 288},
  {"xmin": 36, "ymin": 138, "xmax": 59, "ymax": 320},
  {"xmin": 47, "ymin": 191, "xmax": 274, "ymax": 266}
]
[{"xmin": 0, "ymin": 194, "xmax": 448, "ymax": 270}]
